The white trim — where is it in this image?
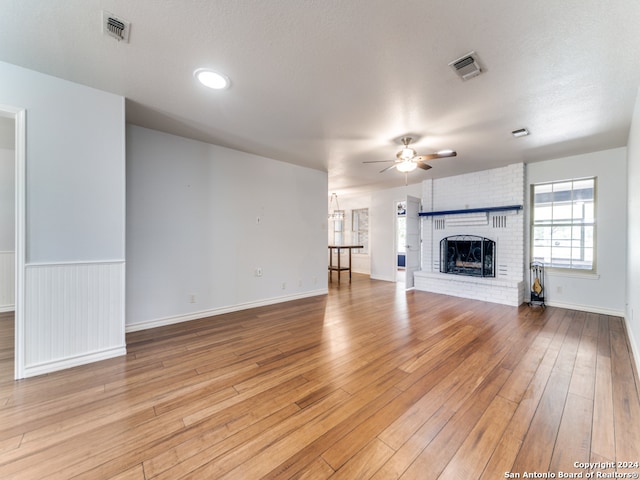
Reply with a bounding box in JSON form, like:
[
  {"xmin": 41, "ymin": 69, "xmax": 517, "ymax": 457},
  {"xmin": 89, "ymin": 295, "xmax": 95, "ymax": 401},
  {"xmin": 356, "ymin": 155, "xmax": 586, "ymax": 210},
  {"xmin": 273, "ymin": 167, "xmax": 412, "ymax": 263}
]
[
  {"xmin": 22, "ymin": 346, "xmax": 127, "ymax": 378},
  {"xmin": 126, "ymin": 289, "xmax": 328, "ymax": 333},
  {"xmin": 25, "ymin": 259, "xmax": 125, "ymax": 267},
  {"xmin": 624, "ymin": 314, "xmax": 640, "ymax": 382},
  {"xmin": 15, "ymin": 109, "xmax": 25, "ymax": 380},
  {"xmin": 544, "ymin": 300, "xmax": 625, "ymax": 318},
  {"xmin": 370, "ymin": 274, "xmax": 394, "ymax": 282},
  {"xmin": 545, "ymin": 270, "xmax": 600, "ymax": 280}
]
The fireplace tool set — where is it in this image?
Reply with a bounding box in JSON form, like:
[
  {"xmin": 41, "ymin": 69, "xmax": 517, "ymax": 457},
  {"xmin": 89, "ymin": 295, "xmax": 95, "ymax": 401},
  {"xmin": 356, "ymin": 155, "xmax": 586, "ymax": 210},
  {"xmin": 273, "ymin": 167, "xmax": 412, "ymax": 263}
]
[{"xmin": 529, "ymin": 261, "xmax": 545, "ymax": 308}]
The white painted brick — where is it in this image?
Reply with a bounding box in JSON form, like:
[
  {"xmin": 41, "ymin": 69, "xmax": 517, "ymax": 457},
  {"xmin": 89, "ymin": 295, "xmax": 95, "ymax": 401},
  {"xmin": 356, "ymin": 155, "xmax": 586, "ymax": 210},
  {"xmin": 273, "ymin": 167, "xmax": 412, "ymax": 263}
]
[{"xmin": 416, "ymin": 163, "xmax": 525, "ymax": 306}]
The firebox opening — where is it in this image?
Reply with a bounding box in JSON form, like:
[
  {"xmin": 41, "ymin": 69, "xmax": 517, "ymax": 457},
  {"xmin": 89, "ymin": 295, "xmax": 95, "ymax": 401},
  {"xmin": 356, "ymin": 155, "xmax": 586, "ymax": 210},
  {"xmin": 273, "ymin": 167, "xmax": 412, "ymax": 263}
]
[{"xmin": 440, "ymin": 235, "xmax": 495, "ymax": 277}]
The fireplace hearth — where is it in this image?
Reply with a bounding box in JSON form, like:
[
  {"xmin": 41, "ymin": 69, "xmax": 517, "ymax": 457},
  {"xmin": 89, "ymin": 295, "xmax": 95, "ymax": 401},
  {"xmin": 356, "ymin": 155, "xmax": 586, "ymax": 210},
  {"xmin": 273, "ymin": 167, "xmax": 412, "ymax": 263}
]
[{"xmin": 440, "ymin": 235, "xmax": 495, "ymax": 277}]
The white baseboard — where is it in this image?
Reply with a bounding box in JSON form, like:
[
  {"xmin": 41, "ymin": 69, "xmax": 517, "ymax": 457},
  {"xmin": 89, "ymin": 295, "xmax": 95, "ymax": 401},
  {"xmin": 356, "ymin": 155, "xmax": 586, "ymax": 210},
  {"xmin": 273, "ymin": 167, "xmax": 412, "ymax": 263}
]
[
  {"xmin": 126, "ymin": 289, "xmax": 329, "ymax": 333},
  {"xmin": 0, "ymin": 305, "xmax": 14, "ymax": 313},
  {"xmin": 545, "ymin": 301, "xmax": 638, "ymax": 375},
  {"xmin": 544, "ymin": 300, "xmax": 625, "ymax": 318},
  {"xmin": 623, "ymin": 314, "xmax": 640, "ymax": 381},
  {"xmin": 369, "ymin": 275, "xmax": 394, "ymax": 282},
  {"xmin": 23, "ymin": 345, "xmax": 127, "ymax": 378}
]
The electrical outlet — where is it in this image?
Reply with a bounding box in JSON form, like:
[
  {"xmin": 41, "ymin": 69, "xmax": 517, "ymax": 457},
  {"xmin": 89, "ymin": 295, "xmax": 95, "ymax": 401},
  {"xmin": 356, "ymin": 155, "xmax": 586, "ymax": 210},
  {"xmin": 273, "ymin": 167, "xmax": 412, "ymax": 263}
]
[
  {"xmin": 556, "ymin": 286, "xmax": 563, "ymax": 294},
  {"xmin": 189, "ymin": 294, "xmax": 196, "ymax": 303},
  {"xmin": 282, "ymin": 282, "xmax": 286, "ymax": 290},
  {"xmin": 255, "ymin": 267, "xmax": 263, "ymax": 277}
]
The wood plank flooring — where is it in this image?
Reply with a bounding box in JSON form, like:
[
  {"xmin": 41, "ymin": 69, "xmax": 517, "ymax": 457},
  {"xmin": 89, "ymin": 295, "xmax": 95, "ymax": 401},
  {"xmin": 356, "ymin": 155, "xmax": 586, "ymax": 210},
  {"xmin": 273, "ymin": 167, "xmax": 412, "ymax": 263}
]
[{"xmin": 1, "ymin": 275, "xmax": 639, "ymax": 479}]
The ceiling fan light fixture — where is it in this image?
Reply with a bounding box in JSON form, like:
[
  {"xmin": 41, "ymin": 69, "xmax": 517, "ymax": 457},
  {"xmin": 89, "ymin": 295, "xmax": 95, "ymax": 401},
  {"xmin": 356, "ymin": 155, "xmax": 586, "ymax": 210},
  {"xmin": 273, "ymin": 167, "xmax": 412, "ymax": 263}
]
[
  {"xmin": 400, "ymin": 147, "xmax": 416, "ymax": 160},
  {"xmin": 363, "ymin": 135, "xmax": 455, "ymax": 175},
  {"xmin": 396, "ymin": 160, "xmax": 418, "ymax": 173},
  {"xmin": 194, "ymin": 68, "xmax": 230, "ymax": 90}
]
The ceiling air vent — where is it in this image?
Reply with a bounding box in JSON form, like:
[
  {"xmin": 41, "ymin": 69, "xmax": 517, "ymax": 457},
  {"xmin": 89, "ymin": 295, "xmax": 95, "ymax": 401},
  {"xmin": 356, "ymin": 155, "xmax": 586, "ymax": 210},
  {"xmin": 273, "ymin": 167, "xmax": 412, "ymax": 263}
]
[
  {"xmin": 512, "ymin": 128, "xmax": 530, "ymax": 138},
  {"xmin": 449, "ymin": 51, "xmax": 482, "ymax": 80},
  {"xmin": 102, "ymin": 11, "xmax": 130, "ymax": 42}
]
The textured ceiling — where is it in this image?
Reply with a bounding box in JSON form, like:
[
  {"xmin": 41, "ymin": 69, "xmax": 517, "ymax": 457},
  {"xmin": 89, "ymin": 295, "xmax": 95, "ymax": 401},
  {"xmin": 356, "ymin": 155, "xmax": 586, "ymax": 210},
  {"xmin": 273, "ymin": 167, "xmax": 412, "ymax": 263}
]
[{"xmin": 1, "ymin": 1, "xmax": 639, "ymax": 195}]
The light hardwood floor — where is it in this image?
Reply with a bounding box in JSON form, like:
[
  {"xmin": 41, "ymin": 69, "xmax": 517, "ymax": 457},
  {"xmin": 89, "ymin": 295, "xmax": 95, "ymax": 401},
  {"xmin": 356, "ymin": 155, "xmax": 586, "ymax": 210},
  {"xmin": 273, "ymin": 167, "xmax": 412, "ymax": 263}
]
[{"xmin": 1, "ymin": 275, "xmax": 639, "ymax": 479}]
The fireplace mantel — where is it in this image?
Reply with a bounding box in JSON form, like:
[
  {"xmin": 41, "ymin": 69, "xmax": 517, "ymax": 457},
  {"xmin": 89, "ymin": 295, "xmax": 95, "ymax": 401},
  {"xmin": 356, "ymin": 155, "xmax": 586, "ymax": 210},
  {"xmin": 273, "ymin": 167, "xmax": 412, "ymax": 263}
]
[{"xmin": 418, "ymin": 204, "xmax": 522, "ymax": 217}]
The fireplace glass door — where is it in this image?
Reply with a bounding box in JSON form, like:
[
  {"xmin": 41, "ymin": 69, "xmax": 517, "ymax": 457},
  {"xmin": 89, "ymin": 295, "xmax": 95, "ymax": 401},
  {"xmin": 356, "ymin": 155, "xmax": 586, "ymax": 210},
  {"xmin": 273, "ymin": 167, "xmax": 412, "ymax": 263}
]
[{"xmin": 440, "ymin": 235, "xmax": 495, "ymax": 277}]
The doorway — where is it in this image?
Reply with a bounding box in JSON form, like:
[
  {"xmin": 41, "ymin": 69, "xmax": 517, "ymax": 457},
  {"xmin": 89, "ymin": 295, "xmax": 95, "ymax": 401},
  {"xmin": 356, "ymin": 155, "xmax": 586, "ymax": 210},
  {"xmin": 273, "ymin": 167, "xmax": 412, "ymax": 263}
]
[
  {"xmin": 396, "ymin": 201, "xmax": 407, "ymax": 284},
  {"xmin": 395, "ymin": 196, "xmax": 421, "ymax": 289},
  {"xmin": 0, "ymin": 105, "xmax": 26, "ymax": 380},
  {"xmin": 0, "ymin": 116, "xmax": 15, "ymax": 380}
]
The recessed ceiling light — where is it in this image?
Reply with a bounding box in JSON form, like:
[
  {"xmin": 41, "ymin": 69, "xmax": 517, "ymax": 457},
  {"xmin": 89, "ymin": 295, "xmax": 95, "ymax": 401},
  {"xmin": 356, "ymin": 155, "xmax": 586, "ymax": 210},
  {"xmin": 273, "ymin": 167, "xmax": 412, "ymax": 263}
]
[
  {"xmin": 511, "ymin": 128, "xmax": 530, "ymax": 138},
  {"xmin": 194, "ymin": 68, "xmax": 230, "ymax": 90}
]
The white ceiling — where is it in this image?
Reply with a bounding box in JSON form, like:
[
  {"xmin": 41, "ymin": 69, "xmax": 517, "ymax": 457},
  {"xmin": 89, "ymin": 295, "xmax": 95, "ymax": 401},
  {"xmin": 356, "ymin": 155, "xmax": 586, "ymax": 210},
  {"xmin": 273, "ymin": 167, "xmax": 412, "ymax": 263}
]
[{"xmin": 1, "ymin": 1, "xmax": 639, "ymax": 195}]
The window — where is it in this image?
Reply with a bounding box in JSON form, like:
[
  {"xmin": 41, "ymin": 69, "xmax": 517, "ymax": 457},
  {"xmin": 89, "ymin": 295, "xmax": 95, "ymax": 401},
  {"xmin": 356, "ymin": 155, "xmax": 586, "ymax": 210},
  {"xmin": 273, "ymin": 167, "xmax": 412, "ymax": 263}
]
[
  {"xmin": 531, "ymin": 177, "xmax": 596, "ymax": 271},
  {"xmin": 352, "ymin": 208, "xmax": 369, "ymax": 253},
  {"xmin": 331, "ymin": 215, "xmax": 344, "ymax": 245}
]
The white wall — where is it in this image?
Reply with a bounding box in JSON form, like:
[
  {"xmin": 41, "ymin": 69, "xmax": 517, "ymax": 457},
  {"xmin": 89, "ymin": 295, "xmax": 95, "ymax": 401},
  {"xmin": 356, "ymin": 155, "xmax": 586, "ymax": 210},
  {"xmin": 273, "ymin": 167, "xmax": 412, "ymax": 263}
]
[
  {"xmin": 0, "ymin": 61, "xmax": 126, "ymax": 377},
  {"xmin": 126, "ymin": 125, "xmax": 328, "ymax": 329},
  {"xmin": 626, "ymin": 88, "xmax": 640, "ymax": 372},
  {"xmin": 0, "ymin": 64, "xmax": 125, "ymax": 263},
  {"xmin": 526, "ymin": 147, "xmax": 627, "ymax": 316}
]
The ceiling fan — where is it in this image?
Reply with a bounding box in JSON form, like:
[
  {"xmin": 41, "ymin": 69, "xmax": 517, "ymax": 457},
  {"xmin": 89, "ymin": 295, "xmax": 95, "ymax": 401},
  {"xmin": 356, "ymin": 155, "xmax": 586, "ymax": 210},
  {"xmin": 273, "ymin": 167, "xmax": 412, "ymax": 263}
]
[{"xmin": 363, "ymin": 136, "xmax": 457, "ymax": 173}]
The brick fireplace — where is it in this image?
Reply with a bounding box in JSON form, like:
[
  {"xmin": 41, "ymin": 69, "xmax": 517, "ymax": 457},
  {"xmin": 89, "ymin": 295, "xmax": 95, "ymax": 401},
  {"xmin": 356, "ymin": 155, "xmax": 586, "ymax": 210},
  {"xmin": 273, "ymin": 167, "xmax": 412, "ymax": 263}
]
[{"xmin": 414, "ymin": 163, "xmax": 525, "ymax": 306}]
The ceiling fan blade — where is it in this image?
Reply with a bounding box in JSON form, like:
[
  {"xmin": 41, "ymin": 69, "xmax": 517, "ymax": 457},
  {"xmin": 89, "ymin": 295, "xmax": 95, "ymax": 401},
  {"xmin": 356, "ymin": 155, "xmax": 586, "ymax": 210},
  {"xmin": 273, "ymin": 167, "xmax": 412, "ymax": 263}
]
[
  {"xmin": 416, "ymin": 162, "xmax": 432, "ymax": 170},
  {"xmin": 414, "ymin": 154, "xmax": 438, "ymax": 162},
  {"xmin": 379, "ymin": 164, "xmax": 397, "ymax": 173},
  {"xmin": 415, "ymin": 151, "xmax": 457, "ymax": 162},
  {"xmin": 363, "ymin": 160, "xmax": 394, "ymax": 164}
]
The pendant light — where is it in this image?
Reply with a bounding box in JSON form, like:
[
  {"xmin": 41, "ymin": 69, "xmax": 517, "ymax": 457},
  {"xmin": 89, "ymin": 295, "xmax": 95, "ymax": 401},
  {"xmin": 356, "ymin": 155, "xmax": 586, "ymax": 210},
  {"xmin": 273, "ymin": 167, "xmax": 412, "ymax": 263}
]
[{"xmin": 328, "ymin": 193, "xmax": 344, "ymax": 220}]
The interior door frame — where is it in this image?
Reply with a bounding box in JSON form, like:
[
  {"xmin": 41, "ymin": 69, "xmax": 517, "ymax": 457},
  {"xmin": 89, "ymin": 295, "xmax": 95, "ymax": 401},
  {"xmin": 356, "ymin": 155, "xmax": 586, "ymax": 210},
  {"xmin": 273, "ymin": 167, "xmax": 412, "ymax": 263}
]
[
  {"xmin": 404, "ymin": 195, "xmax": 421, "ymax": 290},
  {"xmin": 393, "ymin": 200, "xmax": 405, "ymax": 284},
  {"xmin": 1, "ymin": 104, "xmax": 26, "ymax": 380}
]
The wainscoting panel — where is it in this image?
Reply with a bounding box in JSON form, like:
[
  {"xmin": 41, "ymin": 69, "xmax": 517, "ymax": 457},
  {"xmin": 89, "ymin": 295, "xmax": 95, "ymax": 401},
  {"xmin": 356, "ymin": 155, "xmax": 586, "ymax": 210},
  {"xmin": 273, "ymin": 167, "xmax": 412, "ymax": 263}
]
[
  {"xmin": 24, "ymin": 261, "xmax": 126, "ymax": 376},
  {"xmin": 0, "ymin": 251, "xmax": 15, "ymax": 311}
]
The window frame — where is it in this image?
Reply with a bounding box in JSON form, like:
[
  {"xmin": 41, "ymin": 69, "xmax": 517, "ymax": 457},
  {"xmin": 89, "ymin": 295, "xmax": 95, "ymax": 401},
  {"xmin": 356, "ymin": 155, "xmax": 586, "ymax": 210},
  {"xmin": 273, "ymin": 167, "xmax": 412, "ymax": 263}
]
[
  {"xmin": 351, "ymin": 208, "xmax": 369, "ymax": 254},
  {"xmin": 530, "ymin": 176, "xmax": 597, "ymax": 273},
  {"xmin": 331, "ymin": 215, "xmax": 344, "ymax": 246}
]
